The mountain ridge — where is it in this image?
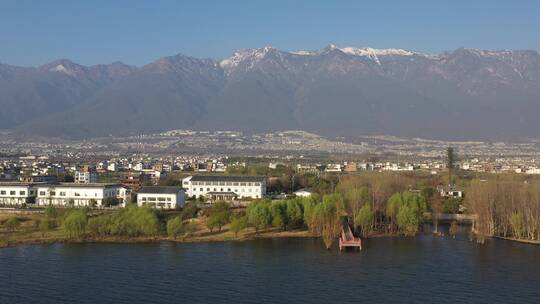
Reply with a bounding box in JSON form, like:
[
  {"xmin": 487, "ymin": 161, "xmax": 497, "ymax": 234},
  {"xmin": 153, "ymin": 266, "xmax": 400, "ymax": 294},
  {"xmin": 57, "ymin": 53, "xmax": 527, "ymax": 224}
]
[{"xmin": 2, "ymin": 45, "xmax": 540, "ymax": 140}]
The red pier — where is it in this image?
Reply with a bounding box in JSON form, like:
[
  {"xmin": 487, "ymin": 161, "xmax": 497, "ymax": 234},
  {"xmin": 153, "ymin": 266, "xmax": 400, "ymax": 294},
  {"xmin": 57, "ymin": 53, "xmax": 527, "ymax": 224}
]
[{"xmin": 339, "ymin": 222, "xmax": 362, "ymax": 251}]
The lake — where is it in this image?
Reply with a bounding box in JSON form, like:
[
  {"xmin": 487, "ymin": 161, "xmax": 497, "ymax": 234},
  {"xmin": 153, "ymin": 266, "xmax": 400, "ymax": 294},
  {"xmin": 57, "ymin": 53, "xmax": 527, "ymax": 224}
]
[{"xmin": 1, "ymin": 231, "xmax": 540, "ymax": 304}]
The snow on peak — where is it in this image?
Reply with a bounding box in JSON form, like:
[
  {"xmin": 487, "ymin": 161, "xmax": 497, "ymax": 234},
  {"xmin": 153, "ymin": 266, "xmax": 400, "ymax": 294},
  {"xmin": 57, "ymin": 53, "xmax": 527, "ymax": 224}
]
[
  {"xmin": 220, "ymin": 46, "xmax": 276, "ymax": 69},
  {"xmin": 340, "ymin": 47, "xmax": 414, "ymax": 57},
  {"xmin": 289, "ymin": 50, "xmax": 316, "ymax": 56},
  {"xmin": 289, "ymin": 45, "xmax": 417, "ymax": 63},
  {"xmin": 50, "ymin": 64, "xmax": 77, "ymax": 76}
]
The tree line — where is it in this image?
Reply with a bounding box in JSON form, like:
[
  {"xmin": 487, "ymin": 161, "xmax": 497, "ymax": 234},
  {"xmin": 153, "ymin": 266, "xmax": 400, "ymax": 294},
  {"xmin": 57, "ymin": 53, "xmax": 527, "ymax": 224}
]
[{"xmin": 466, "ymin": 176, "xmax": 540, "ymax": 242}]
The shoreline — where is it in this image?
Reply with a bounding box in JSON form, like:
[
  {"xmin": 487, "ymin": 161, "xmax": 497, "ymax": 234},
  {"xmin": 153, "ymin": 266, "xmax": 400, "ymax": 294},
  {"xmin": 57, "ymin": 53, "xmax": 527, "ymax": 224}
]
[
  {"xmin": 0, "ymin": 228, "xmax": 320, "ymax": 249},
  {"xmin": 4, "ymin": 227, "xmax": 540, "ymax": 249}
]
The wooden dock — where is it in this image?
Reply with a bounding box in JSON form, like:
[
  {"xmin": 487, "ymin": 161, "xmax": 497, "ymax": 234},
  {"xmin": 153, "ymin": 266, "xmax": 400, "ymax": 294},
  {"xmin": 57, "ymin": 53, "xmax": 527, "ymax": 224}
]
[{"xmin": 339, "ymin": 222, "xmax": 362, "ymax": 251}]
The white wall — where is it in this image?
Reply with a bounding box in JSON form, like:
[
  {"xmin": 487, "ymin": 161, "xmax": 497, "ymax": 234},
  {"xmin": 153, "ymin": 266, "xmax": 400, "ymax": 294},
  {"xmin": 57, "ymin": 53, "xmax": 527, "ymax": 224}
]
[{"xmin": 137, "ymin": 191, "xmax": 184, "ymax": 209}]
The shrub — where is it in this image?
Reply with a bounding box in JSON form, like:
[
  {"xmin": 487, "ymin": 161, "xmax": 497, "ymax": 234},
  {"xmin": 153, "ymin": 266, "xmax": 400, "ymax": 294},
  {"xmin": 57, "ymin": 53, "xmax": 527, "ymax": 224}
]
[
  {"xmin": 45, "ymin": 206, "xmax": 58, "ymax": 219},
  {"xmin": 63, "ymin": 210, "xmax": 88, "ymax": 238},
  {"xmin": 86, "ymin": 216, "xmax": 112, "ymax": 237},
  {"xmin": 167, "ymin": 216, "xmax": 184, "ymax": 239},
  {"xmin": 4, "ymin": 217, "xmax": 21, "ymax": 232},
  {"xmin": 181, "ymin": 203, "xmax": 199, "ymax": 220},
  {"xmin": 39, "ymin": 218, "xmax": 56, "ymax": 233}
]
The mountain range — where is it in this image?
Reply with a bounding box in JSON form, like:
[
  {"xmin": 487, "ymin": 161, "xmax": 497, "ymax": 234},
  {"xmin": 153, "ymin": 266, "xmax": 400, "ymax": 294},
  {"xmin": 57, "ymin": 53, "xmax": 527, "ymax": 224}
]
[{"xmin": 1, "ymin": 45, "xmax": 540, "ymax": 140}]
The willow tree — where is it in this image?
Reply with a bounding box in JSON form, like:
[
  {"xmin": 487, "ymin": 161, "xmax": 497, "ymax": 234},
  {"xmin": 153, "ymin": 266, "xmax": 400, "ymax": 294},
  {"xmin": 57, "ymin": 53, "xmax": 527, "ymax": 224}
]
[
  {"xmin": 355, "ymin": 204, "xmax": 374, "ymax": 237},
  {"xmin": 344, "ymin": 186, "xmax": 370, "ymax": 231}
]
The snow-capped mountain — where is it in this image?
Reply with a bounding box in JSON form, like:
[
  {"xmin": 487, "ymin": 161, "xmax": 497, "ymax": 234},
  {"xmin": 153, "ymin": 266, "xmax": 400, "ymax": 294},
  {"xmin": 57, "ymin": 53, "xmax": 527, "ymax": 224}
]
[{"xmin": 2, "ymin": 45, "xmax": 540, "ymax": 139}]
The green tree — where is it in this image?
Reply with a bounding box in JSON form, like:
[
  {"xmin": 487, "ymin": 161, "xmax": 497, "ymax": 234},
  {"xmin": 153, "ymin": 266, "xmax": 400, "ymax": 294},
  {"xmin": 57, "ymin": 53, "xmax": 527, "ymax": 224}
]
[
  {"xmin": 397, "ymin": 204, "xmax": 418, "ymax": 235},
  {"xmin": 207, "ymin": 201, "xmax": 231, "ymax": 232},
  {"xmin": 302, "ymin": 194, "xmax": 321, "ymax": 233},
  {"xmin": 270, "ymin": 201, "xmax": 288, "ymax": 230},
  {"xmin": 345, "ymin": 187, "xmax": 370, "ymax": 229},
  {"xmin": 316, "ymin": 196, "xmax": 342, "ymax": 249},
  {"xmin": 355, "ymin": 204, "xmax": 374, "ymax": 237},
  {"xmin": 229, "ymin": 215, "xmax": 248, "ymax": 237},
  {"xmin": 63, "ymin": 210, "xmax": 88, "ymax": 238},
  {"xmin": 108, "ymin": 205, "xmax": 160, "ymax": 237},
  {"xmin": 510, "ymin": 212, "xmax": 525, "ymax": 239},
  {"xmin": 443, "ymin": 198, "xmax": 462, "ymax": 214},
  {"xmin": 247, "ymin": 200, "xmax": 272, "ymax": 233},
  {"xmin": 286, "ymin": 199, "xmax": 304, "ymax": 229},
  {"xmin": 167, "ymin": 216, "xmax": 184, "ymax": 239}
]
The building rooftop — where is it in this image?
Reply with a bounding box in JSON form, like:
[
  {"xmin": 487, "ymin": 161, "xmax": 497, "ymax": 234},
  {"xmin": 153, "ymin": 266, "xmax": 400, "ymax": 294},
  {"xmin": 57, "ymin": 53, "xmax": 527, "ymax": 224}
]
[
  {"xmin": 189, "ymin": 175, "xmax": 266, "ymax": 182},
  {"xmin": 139, "ymin": 186, "xmax": 183, "ymax": 194}
]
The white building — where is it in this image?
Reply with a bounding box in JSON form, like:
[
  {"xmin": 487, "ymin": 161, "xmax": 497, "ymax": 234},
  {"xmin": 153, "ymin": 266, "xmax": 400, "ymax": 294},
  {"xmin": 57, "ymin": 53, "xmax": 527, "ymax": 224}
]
[
  {"xmin": 137, "ymin": 186, "xmax": 185, "ymax": 209},
  {"xmin": 0, "ymin": 182, "xmax": 37, "ymax": 206},
  {"xmin": 36, "ymin": 183, "xmax": 127, "ymax": 207},
  {"xmin": 75, "ymin": 170, "xmax": 98, "ymax": 184},
  {"xmin": 182, "ymin": 175, "xmax": 266, "ymax": 200},
  {"xmin": 294, "ymin": 188, "xmax": 313, "ymax": 197}
]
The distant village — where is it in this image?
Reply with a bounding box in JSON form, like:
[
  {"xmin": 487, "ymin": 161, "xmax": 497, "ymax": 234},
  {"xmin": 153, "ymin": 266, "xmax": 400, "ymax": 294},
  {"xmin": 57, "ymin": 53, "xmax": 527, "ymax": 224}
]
[{"xmin": 1, "ymin": 145, "xmax": 540, "ymax": 211}]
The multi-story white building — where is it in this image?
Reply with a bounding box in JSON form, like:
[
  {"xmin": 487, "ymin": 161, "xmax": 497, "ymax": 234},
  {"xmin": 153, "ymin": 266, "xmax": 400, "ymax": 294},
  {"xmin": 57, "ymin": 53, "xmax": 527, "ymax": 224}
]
[
  {"xmin": 36, "ymin": 183, "xmax": 127, "ymax": 207},
  {"xmin": 137, "ymin": 186, "xmax": 185, "ymax": 209},
  {"xmin": 0, "ymin": 182, "xmax": 37, "ymax": 206},
  {"xmin": 75, "ymin": 170, "xmax": 98, "ymax": 184},
  {"xmin": 182, "ymin": 175, "xmax": 266, "ymax": 200}
]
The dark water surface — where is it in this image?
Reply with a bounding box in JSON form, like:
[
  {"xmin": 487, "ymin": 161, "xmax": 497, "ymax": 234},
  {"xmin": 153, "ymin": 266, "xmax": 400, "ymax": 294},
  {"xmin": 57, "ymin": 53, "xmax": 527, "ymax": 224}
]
[{"xmin": 1, "ymin": 234, "xmax": 540, "ymax": 304}]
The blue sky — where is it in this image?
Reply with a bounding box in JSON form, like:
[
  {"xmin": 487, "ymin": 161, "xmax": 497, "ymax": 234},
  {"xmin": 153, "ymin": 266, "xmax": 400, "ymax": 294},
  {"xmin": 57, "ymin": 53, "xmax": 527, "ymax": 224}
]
[{"xmin": 1, "ymin": 0, "xmax": 539, "ymax": 66}]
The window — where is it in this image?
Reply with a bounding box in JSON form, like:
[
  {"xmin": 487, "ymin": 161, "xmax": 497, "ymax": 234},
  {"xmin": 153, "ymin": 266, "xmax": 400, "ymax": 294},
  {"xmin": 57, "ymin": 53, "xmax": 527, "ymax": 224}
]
[
  {"xmin": 148, "ymin": 197, "xmax": 156, "ymax": 202},
  {"xmin": 142, "ymin": 197, "xmax": 147, "ymax": 201},
  {"xmin": 60, "ymin": 192, "xmax": 66, "ymax": 196},
  {"xmin": 254, "ymin": 182, "xmax": 261, "ymax": 186},
  {"xmin": 200, "ymin": 188, "xmax": 203, "ymax": 191},
  {"xmin": 207, "ymin": 188, "xmax": 210, "ymax": 191},
  {"xmin": 75, "ymin": 193, "xmax": 80, "ymax": 197},
  {"xmin": 183, "ymin": 181, "xmax": 189, "ymax": 185},
  {"xmin": 0, "ymin": 191, "xmax": 5, "ymax": 195},
  {"xmin": 166, "ymin": 198, "xmax": 172, "ymax": 202},
  {"xmin": 50, "ymin": 191, "xmax": 56, "ymax": 196},
  {"xmin": 20, "ymin": 191, "xmax": 26, "ymax": 195},
  {"xmin": 39, "ymin": 191, "xmax": 46, "ymax": 196},
  {"xmin": 10, "ymin": 191, "xmax": 15, "ymax": 195},
  {"xmin": 158, "ymin": 197, "xmax": 166, "ymax": 201}
]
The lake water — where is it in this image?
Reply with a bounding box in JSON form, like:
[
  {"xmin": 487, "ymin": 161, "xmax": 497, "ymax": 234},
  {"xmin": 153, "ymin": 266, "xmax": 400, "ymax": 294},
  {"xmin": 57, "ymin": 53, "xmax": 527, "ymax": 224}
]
[{"xmin": 1, "ymin": 232, "xmax": 540, "ymax": 304}]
